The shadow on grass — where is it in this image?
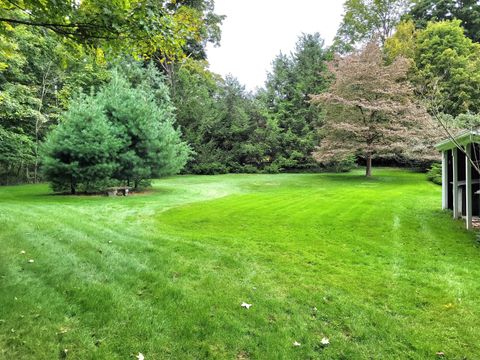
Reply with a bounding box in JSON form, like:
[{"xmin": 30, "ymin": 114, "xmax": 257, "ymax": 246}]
[{"xmin": 0, "ymin": 183, "xmax": 176, "ymax": 205}]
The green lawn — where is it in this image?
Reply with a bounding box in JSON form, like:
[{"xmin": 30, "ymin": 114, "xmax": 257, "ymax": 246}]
[{"xmin": 1, "ymin": 169, "xmax": 479, "ymax": 359}]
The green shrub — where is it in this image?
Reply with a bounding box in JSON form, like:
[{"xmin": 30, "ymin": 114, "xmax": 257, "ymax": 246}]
[
  {"xmin": 324, "ymin": 156, "xmax": 357, "ymax": 173},
  {"xmin": 42, "ymin": 63, "xmax": 191, "ymax": 194},
  {"xmin": 263, "ymin": 163, "xmax": 280, "ymax": 174},
  {"xmin": 190, "ymin": 162, "xmax": 228, "ymax": 175},
  {"xmin": 240, "ymin": 164, "xmax": 259, "ymax": 174},
  {"xmin": 426, "ymin": 162, "xmax": 442, "ymax": 185}
]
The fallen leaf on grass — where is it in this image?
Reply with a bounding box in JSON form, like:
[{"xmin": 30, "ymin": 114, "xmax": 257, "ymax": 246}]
[
  {"xmin": 293, "ymin": 341, "xmax": 301, "ymax": 346},
  {"xmin": 57, "ymin": 327, "xmax": 69, "ymax": 335},
  {"xmin": 241, "ymin": 302, "xmax": 252, "ymax": 309},
  {"xmin": 236, "ymin": 350, "xmax": 250, "ymax": 359}
]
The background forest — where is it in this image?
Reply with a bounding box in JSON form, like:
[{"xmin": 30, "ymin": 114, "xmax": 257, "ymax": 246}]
[{"xmin": 1, "ymin": 0, "xmax": 480, "ymax": 186}]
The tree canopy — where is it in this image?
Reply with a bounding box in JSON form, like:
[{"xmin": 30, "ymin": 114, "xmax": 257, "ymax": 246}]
[
  {"xmin": 4, "ymin": 0, "xmax": 479, "ymax": 187},
  {"xmin": 0, "ymin": 0, "xmax": 223, "ymax": 60},
  {"xmin": 385, "ymin": 19, "xmax": 480, "ymax": 116},
  {"xmin": 311, "ymin": 42, "xmax": 439, "ymax": 176},
  {"xmin": 263, "ymin": 33, "xmax": 330, "ymax": 170},
  {"xmin": 334, "ymin": 0, "xmax": 412, "ymax": 52},
  {"xmin": 42, "ymin": 64, "xmax": 190, "ymax": 193},
  {"xmin": 408, "ymin": 0, "xmax": 480, "ymax": 42}
]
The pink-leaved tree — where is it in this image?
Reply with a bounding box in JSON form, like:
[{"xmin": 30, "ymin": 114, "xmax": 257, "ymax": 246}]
[{"xmin": 310, "ymin": 42, "xmax": 440, "ymax": 176}]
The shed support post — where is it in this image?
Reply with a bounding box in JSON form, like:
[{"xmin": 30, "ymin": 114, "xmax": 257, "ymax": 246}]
[
  {"xmin": 442, "ymin": 151, "xmax": 448, "ymax": 210},
  {"xmin": 452, "ymin": 148, "xmax": 460, "ymax": 219},
  {"xmin": 466, "ymin": 144, "xmax": 472, "ymax": 230}
]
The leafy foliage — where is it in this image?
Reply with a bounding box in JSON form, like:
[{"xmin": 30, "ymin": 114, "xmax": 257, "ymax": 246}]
[
  {"xmin": 170, "ymin": 59, "xmax": 280, "ymax": 174},
  {"xmin": 0, "ymin": 0, "xmax": 223, "ymax": 61},
  {"xmin": 311, "ymin": 42, "xmax": 440, "ymax": 176},
  {"xmin": 452, "ymin": 113, "xmax": 480, "ymax": 129},
  {"xmin": 384, "ymin": 20, "xmax": 418, "ymax": 63},
  {"xmin": 426, "ymin": 162, "xmax": 442, "ymax": 185},
  {"xmin": 3, "ymin": 0, "xmax": 475, "ymax": 183},
  {"xmin": 408, "ymin": 0, "xmax": 480, "ymax": 42},
  {"xmin": 385, "ymin": 20, "xmax": 480, "ymax": 117},
  {"xmin": 171, "ymin": 33, "xmax": 332, "ymax": 175},
  {"xmin": 415, "ymin": 20, "xmax": 480, "ymax": 116},
  {"xmin": 0, "ymin": 125, "xmax": 34, "ymax": 184},
  {"xmin": 0, "ymin": 24, "xmax": 110, "ymax": 183},
  {"xmin": 334, "ymin": 0, "xmax": 412, "ymax": 52}
]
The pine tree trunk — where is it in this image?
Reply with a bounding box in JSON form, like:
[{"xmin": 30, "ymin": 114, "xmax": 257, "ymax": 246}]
[
  {"xmin": 71, "ymin": 177, "xmax": 76, "ymax": 195},
  {"xmin": 366, "ymin": 154, "xmax": 372, "ymax": 177}
]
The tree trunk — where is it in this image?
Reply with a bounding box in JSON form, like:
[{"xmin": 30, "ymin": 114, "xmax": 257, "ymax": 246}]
[
  {"xmin": 35, "ymin": 62, "xmax": 51, "ymax": 183},
  {"xmin": 71, "ymin": 177, "xmax": 76, "ymax": 195},
  {"xmin": 366, "ymin": 154, "xmax": 372, "ymax": 177},
  {"xmin": 34, "ymin": 118, "xmax": 39, "ymax": 183}
]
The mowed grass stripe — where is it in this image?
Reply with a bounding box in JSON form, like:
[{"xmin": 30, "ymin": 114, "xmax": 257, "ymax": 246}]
[{"xmin": 2, "ymin": 169, "xmax": 480, "ymax": 359}]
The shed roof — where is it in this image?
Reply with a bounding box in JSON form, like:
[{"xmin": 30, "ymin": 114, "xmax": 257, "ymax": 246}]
[{"xmin": 436, "ymin": 129, "xmax": 480, "ymax": 151}]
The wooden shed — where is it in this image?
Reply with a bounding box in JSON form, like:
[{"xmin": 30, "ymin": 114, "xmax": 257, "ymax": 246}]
[{"xmin": 436, "ymin": 130, "xmax": 480, "ymax": 230}]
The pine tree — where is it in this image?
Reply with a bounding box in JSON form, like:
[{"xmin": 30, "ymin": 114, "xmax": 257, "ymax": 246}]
[
  {"xmin": 41, "ymin": 95, "xmax": 121, "ymax": 193},
  {"xmin": 42, "ymin": 64, "xmax": 191, "ymax": 193},
  {"xmin": 97, "ymin": 67, "xmax": 191, "ymax": 188}
]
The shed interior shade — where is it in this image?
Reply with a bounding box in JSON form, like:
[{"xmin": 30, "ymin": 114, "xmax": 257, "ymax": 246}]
[
  {"xmin": 436, "ymin": 129, "xmax": 480, "ymax": 151},
  {"xmin": 437, "ymin": 134, "xmax": 480, "ymax": 230}
]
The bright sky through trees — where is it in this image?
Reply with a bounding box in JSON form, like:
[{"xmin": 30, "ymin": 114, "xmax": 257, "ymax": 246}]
[{"xmin": 206, "ymin": 0, "xmax": 344, "ymax": 90}]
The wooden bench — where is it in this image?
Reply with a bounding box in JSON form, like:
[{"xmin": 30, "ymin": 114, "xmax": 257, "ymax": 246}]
[{"xmin": 105, "ymin": 187, "xmax": 132, "ymax": 197}]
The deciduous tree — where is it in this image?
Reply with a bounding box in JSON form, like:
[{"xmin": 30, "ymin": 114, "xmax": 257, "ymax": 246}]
[
  {"xmin": 334, "ymin": 0, "xmax": 412, "ymax": 52},
  {"xmin": 0, "ymin": 125, "xmax": 34, "ymax": 184},
  {"xmin": 311, "ymin": 42, "xmax": 439, "ymax": 177},
  {"xmin": 415, "ymin": 20, "xmax": 480, "ymax": 116},
  {"xmin": 408, "ymin": 0, "xmax": 480, "ymax": 43}
]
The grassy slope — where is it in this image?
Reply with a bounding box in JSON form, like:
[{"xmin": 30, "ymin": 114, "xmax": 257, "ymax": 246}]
[{"xmin": 0, "ymin": 169, "xmax": 479, "ymax": 359}]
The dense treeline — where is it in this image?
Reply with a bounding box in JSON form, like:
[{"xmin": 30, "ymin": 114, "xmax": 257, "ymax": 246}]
[
  {"xmin": 172, "ymin": 33, "xmax": 329, "ymax": 174},
  {"xmin": 1, "ymin": 0, "xmax": 480, "ymax": 186}
]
